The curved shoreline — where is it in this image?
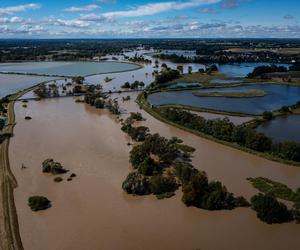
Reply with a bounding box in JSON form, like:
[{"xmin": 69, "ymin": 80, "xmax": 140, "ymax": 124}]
[
  {"xmin": 137, "ymin": 93, "xmax": 300, "ymax": 167},
  {"xmin": 0, "ymin": 61, "xmax": 143, "ymax": 78},
  {"xmin": 0, "ymin": 81, "xmax": 57, "ymax": 250}
]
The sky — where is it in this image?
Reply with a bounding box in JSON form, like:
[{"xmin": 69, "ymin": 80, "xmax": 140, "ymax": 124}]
[{"xmin": 0, "ymin": 0, "xmax": 299, "ymax": 38}]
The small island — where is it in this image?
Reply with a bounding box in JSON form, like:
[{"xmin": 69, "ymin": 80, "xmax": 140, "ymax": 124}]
[
  {"xmin": 192, "ymin": 89, "xmax": 266, "ymax": 98},
  {"xmin": 28, "ymin": 196, "xmax": 51, "ymax": 211}
]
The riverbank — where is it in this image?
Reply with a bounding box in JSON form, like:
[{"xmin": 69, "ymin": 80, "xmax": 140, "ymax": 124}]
[
  {"xmin": 0, "ymin": 86, "xmax": 39, "ymax": 250},
  {"xmin": 9, "ymin": 92, "xmax": 300, "ymax": 250},
  {"xmin": 137, "ymin": 93, "xmax": 300, "ymax": 167}
]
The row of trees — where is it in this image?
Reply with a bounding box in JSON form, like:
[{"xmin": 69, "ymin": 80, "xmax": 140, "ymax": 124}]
[
  {"xmin": 157, "ymin": 108, "xmax": 300, "ymax": 162},
  {"xmin": 121, "ymin": 81, "xmax": 145, "ymax": 89}
]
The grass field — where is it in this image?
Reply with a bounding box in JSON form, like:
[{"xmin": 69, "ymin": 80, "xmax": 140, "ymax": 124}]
[{"xmin": 192, "ymin": 89, "xmax": 266, "ymax": 98}]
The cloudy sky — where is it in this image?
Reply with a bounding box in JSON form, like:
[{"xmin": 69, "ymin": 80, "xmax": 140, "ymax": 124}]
[{"xmin": 0, "ymin": 0, "xmax": 299, "ymax": 38}]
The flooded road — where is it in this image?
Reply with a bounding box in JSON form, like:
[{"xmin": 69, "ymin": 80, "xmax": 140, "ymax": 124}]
[{"xmin": 10, "ymin": 92, "xmax": 300, "ymax": 250}]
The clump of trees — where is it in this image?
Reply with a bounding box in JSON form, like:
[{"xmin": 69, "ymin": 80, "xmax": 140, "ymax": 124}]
[
  {"xmin": 121, "ymin": 81, "xmax": 145, "ymax": 89},
  {"xmin": 105, "ymin": 99, "xmax": 120, "ymax": 115},
  {"xmin": 42, "ymin": 159, "xmax": 68, "ymax": 174},
  {"xmin": 28, "ymin": 196, "xmax": 51, "ymax": 211},
  {"xmin": 175, "ymin": 161, "xmax": 249, "ymax": 210},
  {"xmin": 34, "ymin": 84, "xmax": 49, "ymax": 98},
  {"xmin": 72, "ymin": 76, "xmax": 84, "ymax": 85},
  {"xmin": 123, "ymin": 133, "xmax": 249, "ymax": 209},
  {"xmin": 251, "ymin": 193, "xmax": 293, "ymax": 224},
  {"xmin": 121, "ymin": 124, "xmax": 149, "ymax": 141},
  {"xmin": 155, "ymin": 69, "xmax": 180, "ymax": 85},
  {"xmin": 157, "ymin": 107, "xmax": 300, "ymax": 162},
  {"xmin": 247, "ymin": 65, "xmax": 288, "ymax": 78}
]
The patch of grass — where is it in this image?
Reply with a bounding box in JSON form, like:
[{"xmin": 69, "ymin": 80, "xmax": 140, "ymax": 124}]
[
  {"xmin": 247, "ymin": 177, "xmax": 300, "ymax": 202},
  {"xmin": 175, "ymin": 143, "xmax": 196, "ymax": 153},
  {"xmin": 169, "ymin": 72, "xmax": 227, "ymax": 84},
  {"xmin": 192, "ymin": 89, "xmax": 266, "ymax": 98},
  {"xmin": 156, "ymin": 192, "xmax": 175, "ymax": 200}
]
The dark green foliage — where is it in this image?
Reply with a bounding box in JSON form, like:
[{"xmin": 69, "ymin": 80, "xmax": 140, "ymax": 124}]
[
  {"xmin": 72, "ymin": 76, "xmax": 84, "ymax": 84},
  {"xmin": 121, "ymin": 82, "xmax": 131, "ymax": 88},
  {"xmin": 122, "ymin": 172, "xmax": 151, "ymax": 195},
  {"xmin": 129, "ymin": 144, "xmax": 149, "ymax": 169},
  {"xmin": 42, "ymin": 159, "xmax": 68, "ymax": 175},
  {"xmin": 174, "ymin": 161, "xmax": 198, "ymax": 184},
  {"xmin": 262, "ymin": 111, "xmax": 273, "ymax": 120},
  {"xmin": 138, "ymin": 157, "xmax": 160, "ymax": 176},
  {"xmin": 94, "ymin": 98, "xmax": 105, "ymax": 109},
  {"xmin": 121, "ymin": 81, "xmax": 145, "ymax": 89},
  {"xmin": 105, "ymin": 99, "xmax": 120, "ymax": 115},
  {"xmin": 273, "ymin": 141, "xmax": 300, "ymax": 162},
  {"xmin": 121, "ymin": 124, "xmax": 149, "ymax": 141},
  {"xmin": 173, "ymin": 160, "xmax": 249, "ymax": 210},
  {"xmin": 251, "ymin": 193, "xmax": 293, "ymax": 224},
  {"xmin": 247, "ymin": 65, "xmax": 287, "ymax": 78},
  {"xmin": 129, "ymin": 112, "xmax": 144, "ymax": 121},
  {"xmin": 155, "ymin": 69, "xmax": 180, "ymax": 85},
  {"xmin": 157, "ymin": 108, "xmax": 300, "ymax": 161},
  {"xmin": 149, "ymin": 175, "xmax": 178, "ymax": 195},
  {"xmin": 54, "ymin": 177, "xmax": 63, "ymax": 182},
  {"xmin": 28, "ymin": 196, "xmax": 51, "ymax": 211},
  {"xmin": 279, "ymin": 106, "xmax": 290, "ymax": 113},
  {"xmin": 34, "ymin": 84, "xmax": 49, "ymax": 98}
]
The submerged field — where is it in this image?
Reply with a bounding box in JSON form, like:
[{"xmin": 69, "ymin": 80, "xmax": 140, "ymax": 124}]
[
  {"xmin": 0, "ymin": 61, "xmax": 140, "ymax": 77},
  {"xmin": 9, "ymin": 92, "xmax": 300, "ymax": 250},
  {"xmin": 148, "ymin": 84, "xmax": 300, "ymax": 115}
]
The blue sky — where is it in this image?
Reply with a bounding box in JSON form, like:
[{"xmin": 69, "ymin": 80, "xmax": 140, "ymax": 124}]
[{"xmin": 0, "ymin": 0, "xmax": 299, "ymax": 38}]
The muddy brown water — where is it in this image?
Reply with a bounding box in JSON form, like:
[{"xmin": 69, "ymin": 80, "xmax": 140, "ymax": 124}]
[{"xmin": 10, "ymin": 93, "xmax": 300, "ymax": 250}]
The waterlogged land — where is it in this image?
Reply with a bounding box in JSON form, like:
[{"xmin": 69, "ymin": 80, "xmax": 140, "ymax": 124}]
[
  {"xmin": 2, "ymin": 49, "xmax": 300, "ymax": 250},
  {"xmin": 8, "ymin": 91, "xmax": 300, "ymax": 250},
  {"xmin": 148, "ymin": 84, "xmax": 300, "ymax": 115},
  {"xmin": 192, "ymin": 89, "xmax": 266, "ymax": 98}
]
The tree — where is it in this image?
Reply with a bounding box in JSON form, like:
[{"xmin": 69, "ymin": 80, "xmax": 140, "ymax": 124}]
[
  {"xmin": 251, "ymin": 193, "xmax": 293, "ymax": 224},
  {"xmin": 28, "ymin": 196, "xmax": 51, "ymax": 211},
  {"xmin": 262, "ymin": 111, "xmax": 273, "ymax": 120}
]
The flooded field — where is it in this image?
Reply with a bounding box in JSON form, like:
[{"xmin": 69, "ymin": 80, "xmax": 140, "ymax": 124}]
[
  {"xmin": 0, "ymin": 74, "xmax": 56, "ymax": 97},
  {"xmin": 148, "ymin": 84, "xmax": 300, "ymax": 115},
  {"xmin": 257, "ymin": 114, "xmax": 300, "ymax": 142},
  {"xmin": 10, "ymin": 92, "xmax": 300, "ymax": 250},
  {"xmin": 0, "ymin": 61, "xmax": 140, "ymax": 77}
]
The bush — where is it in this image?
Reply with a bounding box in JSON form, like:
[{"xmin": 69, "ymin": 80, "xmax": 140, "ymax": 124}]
[
  {"xmin": 251, "ymin": 193, "xmax": 293, "ymax": 224},
  {"xmin": 137, "ymin": 157, "xmax": 160, "ymax": 176},
  {"xmin": 262, "ymin": 111, "xmax": 273, "ymax": 121},
  {"xmin": 28, "ymin": 196, "xmax": 51, "ymax": 211},
  {"xmin": 122, "ymin": 172, "xmax": 151, "ymax": 195},
  {"xmin": 42, "ymin": 159, "xmax": 68, "ymax": 175},
  {"xmin": 149, "ymin": 175, "xmax": 178, "ymax": 195}
]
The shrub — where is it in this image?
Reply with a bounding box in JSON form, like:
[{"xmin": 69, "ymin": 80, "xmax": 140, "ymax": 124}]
[
  {"xmin": 251, "ymin": 193, "xmax": 293, "ymax": 224},
  {"xmin": 28, "ymin": 196, "xmax": 51, "ymax": 211}
]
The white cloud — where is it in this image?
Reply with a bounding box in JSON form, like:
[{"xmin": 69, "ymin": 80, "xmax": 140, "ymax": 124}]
[
  {"xmin": 0, "ymin": 16, "xmax": 34, "ymax": 24},
  {"xmin": 47, "ymin": 18, "xmax": 90, "ymax": 28},
  {"xmin": 102, "ymin": 0, "xmax": 222, "ymax": 19},
  {"xmin": 64, "ymin": 5, "xmax": 100, "ymax": 12},
  {"xmin": 0, "ymin": 3, "xmax": 41, "ymax": 16}
]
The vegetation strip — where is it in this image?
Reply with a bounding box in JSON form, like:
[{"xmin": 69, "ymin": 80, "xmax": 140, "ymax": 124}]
[
  {"xmin": 0, "ymin": 84, "xmax": 49, "ymax": 250},
  {"xmin": 137, "ymin": 93, "xmax": 300, "ymax": 167},
  {"xmin": 192, "ymin": 89, "xmax": 266, "ymax": 98}
]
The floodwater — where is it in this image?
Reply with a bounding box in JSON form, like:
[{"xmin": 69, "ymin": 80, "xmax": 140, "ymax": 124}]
[
  {"xmin": 0, "ymin": 61, "xmax": 140, "ymax": 77},
  {"xmin": 10, "ymin": 92, "xmax": 300, "ymax": 250},
  {"xmin": 218, "ymin": 63, "xmax": 291, "ymax": 77},
  {"xmin": 257, "ymin": 114, "xmax": 300, "ymax": 143},
  {"xmin": 148, "ymin": 84, "xmax": 300, "ymax": 115},
  {"xmin": 0, "ymin": 74, "xmax": 56, "ymax": 97}
]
